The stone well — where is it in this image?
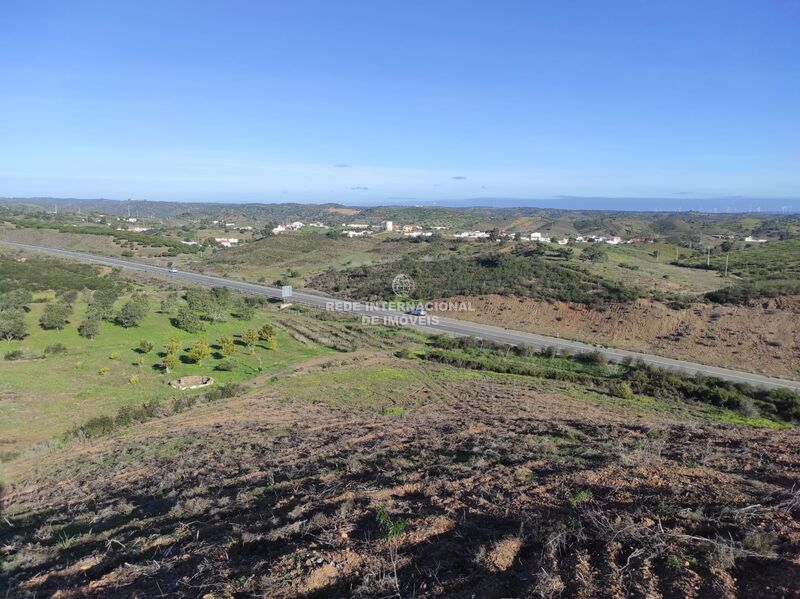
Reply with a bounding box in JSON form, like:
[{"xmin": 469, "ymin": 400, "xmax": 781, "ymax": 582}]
[{"xmin": 169, "ymin": 375, "xmax": 214, "ymax": 390}]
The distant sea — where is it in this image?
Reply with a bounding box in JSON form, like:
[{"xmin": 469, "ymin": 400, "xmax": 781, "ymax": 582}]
[{"xmin": 376, "ymin": 196, "xmax": 797, "ymax": 213}]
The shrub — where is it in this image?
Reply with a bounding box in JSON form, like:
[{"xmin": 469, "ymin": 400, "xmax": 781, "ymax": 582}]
[
  {"xmin": 540, "ymin": 346, "xmax": 558, "ymax": 358},
  {"xmin": 0, "ymin": 309, "xmax": 28, "ymax": 340},
  {"xmin": 39, "ymin": 302, "xmax": 72, "ymax": 330},
  {"xmin": 78, "ymin": 316, "xmax": 101, "ymax": 339},
  {"xmin": 608, "ymin": 381, "xmax": 634, "ymax": 400},
  {"xmin": 579, "ymin": 245, "xmax": 609, "ymax": 263},
  {"xmin": 375, "ymin": 506, "xmax": 406, "ymax": 539},
  {"xmin": 162, "ymin": 352, "xmax": 180, "ymax": 373},
  {"xmin": 98, "ymin": 366, "xmax": 110, "ymax": 376},
  {"xmin": 258, "ymin": 323, "xmax": 276, "ymax": 342},
  {"xmin": 514, "ymin": 343, "xmax": 537, "ymax": 357},
  {"xmin": 159, "ymin": 291, "xmax": 179, "ymax": 314},
  {"xmin": 218, "ymin": 335, "xmax": 236, "ymax": 357},
  {"xmin": 44, "ymin": 343, "xmax": 68, "ymax": 355},
  {"xmin": 115, "ymin": 296, "xmax": 149, "ymax": 328},
  {"xmin": 174, "ymin": 306, "xmax": 204, "ymax": 333},
  {"xmin": 232, "ymin": 303, "xmax": 255, "ymax": 320},
  {"xmin": 568, "ymin": 490, "xmax": 593, "ymax": 508},
  {"xmin": 204, "ymin": 382, "xmax": 243, "ymax": 401},
  {"xmin": 87, "ymin": 288, "xmax": 121, "ymax": 321},
  {"xmin": 5, "ymin": 349, "xmax": 42, "ymax": 361},
  {"xmin": 165, "ymin": 337, "xmax": 182, "ymax": 355},
  {"xmin": 0, "ymin": 288, "xmax": 33, "ymax": 311},
  {"xmin": 241, "ymin": 328, "xmax": 259, "ymax": 353},
  {"xmin": 577, "ymin": 350, "xmax": 608, "ymax": 366},
  {"xmin": 188, "ymin": 338, "xmax": 211, "ymax": 365},
  {"xmin": 71, "ymin": 415, "xmax": 115, "ymax": 439},
  {"xmin": 185, "ymin": 288, "xmax": 214, "ymax": 314},
  {"xmin": 216, "ymin": 358, "xmax": 236, "ymax": 371},
  {"xmin": 138, "ymin": 339, "xmax": 155, "ymax": 353}
]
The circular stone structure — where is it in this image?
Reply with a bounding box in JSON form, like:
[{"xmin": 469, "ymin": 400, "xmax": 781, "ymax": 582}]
[{"xmin": 169, "ymin": 375, "xmax": 214, "ymax": 390}]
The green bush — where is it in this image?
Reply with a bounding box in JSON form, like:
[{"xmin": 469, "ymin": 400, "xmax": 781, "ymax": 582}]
[
  {"xmin": 608, "ymin": 381, "xmax": 634, "ymax": 399},
  {"xmin": 44, "ymin": 343, "xmax": 68, "ymax": 355},
  {"xmin": 216, "ymin": 358, "xmax": 236, "ymax": 371},
  {"xmin": 174, "ymin": 306, "xmax": 205, "ymax": 333},
  {"xmin": 78, "ymin": 316, "xmax": 101, "ymax": 339},
  {"xmin": 4, "ymin": 349, "xmax": 43, "ymax": 361},
  {"xmin": 310, "ymin": 250, "xmax": 640, "ymax": 305},
  {"xmin": 39, "ymin": 302, "xmax": 72, "ymax": 330},
  {"xmin": 0, "ymin": 309, "xmax": 28, "ymax": 341},
  {"xmin": 115, "ymin": 295, "xmax": 150, "ymax": 328}
]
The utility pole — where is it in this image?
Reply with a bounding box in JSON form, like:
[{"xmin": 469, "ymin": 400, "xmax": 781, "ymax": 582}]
[
  {"xmin": 724, "ymin": 254, "xmax": 729, "ymax": 278},
  {"xmin": 706, "ymin": 246, "xmax": 710, "ymax": 267}
]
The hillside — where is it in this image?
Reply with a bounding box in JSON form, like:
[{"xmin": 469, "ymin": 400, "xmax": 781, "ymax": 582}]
[
  {"xmin": 309, "ymin": 251, "xmax": 641, "ymax": 305},
  {"xmin": 437, "ymin": 295, "xmax": 800, "ymax": 379},
  {"xmin": 3, "ymin": 356, "xmax": 799, "ymax": 598}
]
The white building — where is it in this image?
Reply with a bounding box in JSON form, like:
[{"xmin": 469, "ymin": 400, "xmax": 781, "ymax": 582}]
[
  {"xmin": 383, "ymin": 220, "xmax": 394, "ymax": 232},
  {"xmin": 605, "ymin": 236, "xmax": 623, "ymax": 245},
  {"xmin": 271, "ymin": 224, "xmax": 287, "ymax": 234},
  {"xmin": 744, "ymin": 236, "xmax": 768, "ymax": 243},
  {"xmin": 530, "ymin": 232, "xmax": 552, "ymax": 243},
  {"xmin": 215, "ymin": 237, "xmax": 239, "ymax": 247},
  {"xmin": 343, "ymin": 230, "xmax": 370, "ymax": 237},
  {"xmin": 454, "ymin": 230, "xmax": 490, "ymax": 239}
]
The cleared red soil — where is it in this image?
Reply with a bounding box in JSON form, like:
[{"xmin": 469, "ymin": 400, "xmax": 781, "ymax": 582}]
[{"xmin": 439, "ymin": 295, "xmax": 800, "ymax": 378}]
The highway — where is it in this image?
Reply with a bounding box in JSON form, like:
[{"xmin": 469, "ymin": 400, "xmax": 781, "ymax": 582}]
[{"xmin": 2, "ymin": 239, "xmax": 799, "ymax": 392}]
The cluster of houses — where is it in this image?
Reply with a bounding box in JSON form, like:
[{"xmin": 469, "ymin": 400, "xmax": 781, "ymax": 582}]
[
  {"xmin": 453, "ymin": 230, "xmax": 628, "ymax": 244},
  {"xmin": 271, "ymin": 221, "xmax": 328, "ymax": 235}
]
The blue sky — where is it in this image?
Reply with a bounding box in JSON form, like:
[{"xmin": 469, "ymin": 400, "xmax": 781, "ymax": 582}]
[{"xmin": 1, "ymin": 0, "xmax": 798, "ymax": 209}]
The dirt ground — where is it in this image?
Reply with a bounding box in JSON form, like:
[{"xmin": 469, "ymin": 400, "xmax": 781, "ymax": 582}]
[
  {"xmin": 439, "ymin": 295, "xmax": 800, "ymax": 379},
  {"xmin": 2, "ymin": 360, "xmax": 799, "ymax": 598}
]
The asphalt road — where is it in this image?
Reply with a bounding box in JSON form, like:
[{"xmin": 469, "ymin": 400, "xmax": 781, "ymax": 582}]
[{"xmin": 2, "ymin": 239, "xmax": 799, "ymax": 392}]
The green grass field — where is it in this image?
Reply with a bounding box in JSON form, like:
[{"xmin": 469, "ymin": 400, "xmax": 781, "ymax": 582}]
[
  {"xmin": 681, "ymin": 238, "xmax": 800, "ymax": 280},
  {"xmin": 579, "ymin": 242, "xmax": 726, "ymax": 294},
  {"xmin": 0, "ymin": 292, "xmax": 332, "ymax": 452},
  {"xmin": 194, "ymin": 229, "xmax": 392, "ymax": 286}
]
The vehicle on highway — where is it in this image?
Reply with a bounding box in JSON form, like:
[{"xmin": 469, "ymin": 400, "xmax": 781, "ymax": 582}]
[
  {"xmin": 168, "ymin": 267, "xmax": 178, "ymax": 274},
  {"xmin": 406, "ymin": 306, "xmax": 427, "ymax": 316}
]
